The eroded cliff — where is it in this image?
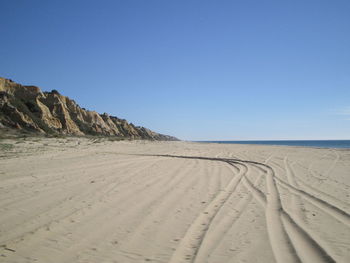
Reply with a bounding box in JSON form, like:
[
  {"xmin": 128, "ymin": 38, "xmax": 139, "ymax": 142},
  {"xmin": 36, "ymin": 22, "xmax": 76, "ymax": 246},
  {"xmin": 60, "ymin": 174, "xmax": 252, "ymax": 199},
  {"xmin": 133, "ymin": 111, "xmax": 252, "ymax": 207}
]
[{"xmin": 0, "ymin": 77, "xmax": 177, "ymax": 140}]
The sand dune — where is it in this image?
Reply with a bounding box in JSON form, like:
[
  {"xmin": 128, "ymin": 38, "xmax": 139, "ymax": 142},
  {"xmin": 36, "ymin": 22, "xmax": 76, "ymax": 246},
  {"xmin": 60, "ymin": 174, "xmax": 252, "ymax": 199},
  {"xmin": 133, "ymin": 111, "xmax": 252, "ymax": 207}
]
[{"xmin": 0, "ymin": 138, "xmax": 349, "ymax": 262}]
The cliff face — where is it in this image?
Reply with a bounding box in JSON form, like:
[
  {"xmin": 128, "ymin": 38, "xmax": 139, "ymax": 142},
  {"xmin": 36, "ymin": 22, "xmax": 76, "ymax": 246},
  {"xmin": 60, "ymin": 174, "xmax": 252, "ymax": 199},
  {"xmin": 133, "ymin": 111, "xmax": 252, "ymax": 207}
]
[{"xmin": 0, "ymin": 77, "xmax": 178, "ymax": 140}]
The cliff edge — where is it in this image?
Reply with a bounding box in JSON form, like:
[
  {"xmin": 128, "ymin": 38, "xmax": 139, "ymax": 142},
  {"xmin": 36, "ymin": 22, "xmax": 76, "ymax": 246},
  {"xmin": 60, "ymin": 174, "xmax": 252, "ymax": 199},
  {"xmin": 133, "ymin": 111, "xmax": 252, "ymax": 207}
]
[{"xmin": 0, "ymin": 77, "xmax": 178, "ymax": 140}]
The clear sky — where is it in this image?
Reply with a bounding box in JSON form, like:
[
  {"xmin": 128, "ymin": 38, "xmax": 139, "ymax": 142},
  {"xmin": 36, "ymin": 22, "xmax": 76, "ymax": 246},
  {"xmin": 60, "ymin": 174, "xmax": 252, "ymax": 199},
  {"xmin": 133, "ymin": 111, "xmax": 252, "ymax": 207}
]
[{"xmin": 1, "ymin": 0, "xmax": 349, "ymax": 140}]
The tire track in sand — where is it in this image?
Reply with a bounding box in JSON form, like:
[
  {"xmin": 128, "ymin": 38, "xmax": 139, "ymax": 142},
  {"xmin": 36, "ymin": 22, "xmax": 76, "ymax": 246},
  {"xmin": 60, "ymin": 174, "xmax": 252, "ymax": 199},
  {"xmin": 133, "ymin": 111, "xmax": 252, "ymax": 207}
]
[
  {"xmin": 168, "ymin": 161, "xmax": 245, "ymax": 263},
  {"xmin": 261, "ymin": 163, "xmax": 300, "ymax": 263},
  {"xmin": 284, "ymin": 157, "xmax": 304, "ymax": 221},
  {"xmin": 24, "ymin": 159, "xmax": 197, "ymax": 263},
  {"xmin": 194, "ymin": 165, "xmax": 264, "ymax": 263},
  {"xmin": 286, "ymin": 160, "xmax": 350, "ymax": 213},
  {"xmin": 274, "ymin": 176, "xmax": 350, "ymax": 227},
  {"xmin": 147, "ymin": 154, "xmax": 338, "ymax": 263},
  {"xmin": 247, "ymin": 162, "xmax": 336, "ymax": 263}
]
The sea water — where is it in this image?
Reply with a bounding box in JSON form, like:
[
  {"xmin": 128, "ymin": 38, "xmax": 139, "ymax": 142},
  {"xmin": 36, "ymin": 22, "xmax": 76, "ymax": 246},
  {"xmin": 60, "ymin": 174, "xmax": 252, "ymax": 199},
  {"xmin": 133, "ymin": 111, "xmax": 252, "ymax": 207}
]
[{"xmin": 199, "ymin": 140, "xmax": 350, "ymax": 149}]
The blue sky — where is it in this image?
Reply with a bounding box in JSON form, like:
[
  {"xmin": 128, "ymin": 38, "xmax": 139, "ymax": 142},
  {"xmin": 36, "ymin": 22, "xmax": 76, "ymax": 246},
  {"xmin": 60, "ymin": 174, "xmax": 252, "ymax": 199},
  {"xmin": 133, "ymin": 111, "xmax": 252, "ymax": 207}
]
[{"xmin": 1, "ymin": 0, "xmax": 349, "ymax": 140}]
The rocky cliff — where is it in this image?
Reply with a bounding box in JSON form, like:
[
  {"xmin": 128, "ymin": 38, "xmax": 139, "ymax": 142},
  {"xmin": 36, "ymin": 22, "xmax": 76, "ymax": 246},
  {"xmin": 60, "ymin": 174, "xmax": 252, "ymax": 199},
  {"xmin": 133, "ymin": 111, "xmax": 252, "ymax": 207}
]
[{"xmin": 0, "ymin": 77, "xmax": 178, "ymax": 140}]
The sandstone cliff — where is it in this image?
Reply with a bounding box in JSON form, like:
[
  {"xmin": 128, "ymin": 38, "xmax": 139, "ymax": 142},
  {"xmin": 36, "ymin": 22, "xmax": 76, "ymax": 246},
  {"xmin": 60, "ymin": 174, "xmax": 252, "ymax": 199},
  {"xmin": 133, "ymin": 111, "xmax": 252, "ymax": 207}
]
[{"xmin": 0, "ymin": 77, "xmax": 178, "ymax": 140}]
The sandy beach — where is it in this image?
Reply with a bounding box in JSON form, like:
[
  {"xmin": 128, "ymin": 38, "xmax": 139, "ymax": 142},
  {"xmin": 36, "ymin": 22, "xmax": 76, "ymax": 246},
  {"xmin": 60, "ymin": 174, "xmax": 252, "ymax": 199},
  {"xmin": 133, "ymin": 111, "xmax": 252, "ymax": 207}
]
[{"xmin": 0, "ymin": 137, "xmax": 349, "ymax": 263}]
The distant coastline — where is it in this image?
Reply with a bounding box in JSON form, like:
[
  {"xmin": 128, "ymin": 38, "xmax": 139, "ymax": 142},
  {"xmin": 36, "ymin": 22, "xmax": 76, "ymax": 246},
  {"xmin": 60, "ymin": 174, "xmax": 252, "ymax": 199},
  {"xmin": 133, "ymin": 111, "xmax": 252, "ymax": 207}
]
[{"xmin": 197, "ymin": 140, "xmax": 350, "ymax": 149}]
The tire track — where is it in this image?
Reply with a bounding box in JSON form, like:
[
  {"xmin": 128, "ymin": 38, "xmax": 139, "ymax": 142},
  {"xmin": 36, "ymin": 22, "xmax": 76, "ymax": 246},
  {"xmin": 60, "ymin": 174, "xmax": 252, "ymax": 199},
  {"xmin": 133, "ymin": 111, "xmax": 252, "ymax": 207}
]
[
  {"xmin": 194, "ymin": 167, "xmax": 263, "ymax": 263},
  {"xmin": 0, "ymin": 156, "xmax": 157, "ymax": 209},
  {"xmin": 263, "ymin": 164, "xmax": 300, "ymax": 263},
  {"xmin": 114, "ymin": 160, "xmax": 213, "ymax": 262},
  {"xmin": 324, "ymin": 151, "xmax": 340, "ymax": 177},
  {"xmin": 0, "ymin": 158, "xmax": 163, "ymax": 246},
  {"xmin": 71, "ymin": 159, "xmax": 201, "ymax": 263},
  {"xmin": 9, "ymin": 159, "xmax": 197, "ymax": 263},
  {"xmin": 168, "ymin": 162, "xmax": 245, "ymax": 263},
  {"xmin": 239, "ymin": 159, "xmax": 350, "ymax": 228},
  {"xmin": 148, "ymin": 154, "xmax": 339, "ymax": 263},
  {"xmin": 305, "ymin": 152, "xmax": 349, "ymax": 187},
  {"xmin": 243, "ymin": 164, "xmax": 335, "ymax": 263},
  {"xmin": 280, "ymin": 210, "xmax": 336, "ymax": 263},
  {"xmin": 241, "ymin": 163, "xmax": 336, "ymax": 263},
  {"xmin": 287, "ymin": 161, "xmax": 350, "ymax": 213},
  {"xmin": 274, "ymin": 176, "xmax": 350, "ymax": 227},
  {"xmin": 284, "ymin": 157, "xmax": 304, "ymax": 221}
]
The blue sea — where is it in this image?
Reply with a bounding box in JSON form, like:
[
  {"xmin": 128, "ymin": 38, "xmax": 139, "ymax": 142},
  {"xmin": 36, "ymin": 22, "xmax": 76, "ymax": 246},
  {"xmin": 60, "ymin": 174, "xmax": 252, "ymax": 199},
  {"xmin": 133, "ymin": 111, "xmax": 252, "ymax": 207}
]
[{"xmin": 199, "ymin": 140, "xmax": 350, "ymax": 149}]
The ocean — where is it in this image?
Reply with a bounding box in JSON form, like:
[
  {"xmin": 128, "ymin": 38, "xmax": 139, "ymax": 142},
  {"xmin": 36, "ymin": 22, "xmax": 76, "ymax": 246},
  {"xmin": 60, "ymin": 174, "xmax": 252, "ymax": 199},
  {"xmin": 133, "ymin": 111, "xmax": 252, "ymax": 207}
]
[{"xmin": 199, "ymin": 140, "xmax": 350, "ymax": 149}]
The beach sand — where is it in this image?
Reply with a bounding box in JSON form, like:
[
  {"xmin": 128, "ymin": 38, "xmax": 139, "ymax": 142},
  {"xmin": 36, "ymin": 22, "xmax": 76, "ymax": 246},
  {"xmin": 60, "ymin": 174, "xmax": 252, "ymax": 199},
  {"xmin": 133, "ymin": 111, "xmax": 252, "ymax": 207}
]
[{"xmin": 0, "ymin": 137, "xmax": 349, "ymax": 262}]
